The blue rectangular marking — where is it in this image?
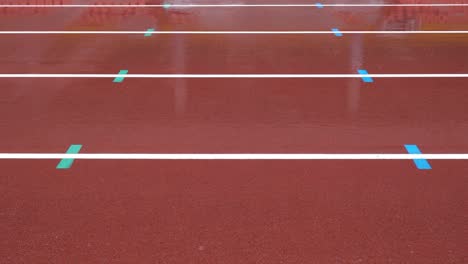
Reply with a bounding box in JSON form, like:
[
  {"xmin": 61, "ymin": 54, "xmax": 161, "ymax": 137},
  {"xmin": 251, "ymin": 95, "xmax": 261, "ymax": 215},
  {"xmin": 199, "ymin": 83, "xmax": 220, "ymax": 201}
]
[
  {"xmin": 113, "ymin": 70, "xmax": 128, "ymax": 83},
  {"xmin": 316, "ymin": 3, "xmax": 324, "ymax": 8},
  {"xmin": 357, "ymin": 69, "xmax": 374, "ymax": 83},
  {"xmin": 331, "ymin": 28, "xmax": 343, "ymax": 37},
  {"xmin": 57, "ymin": 144, "xmax": 82, "ymax": 169},
  {"xmin": 144, "ymin": 28, "xmax": 155, "ymax": 37},
  {"xmin": 404, "ymin": 144, "xmax": 432, "ymax": 170}
]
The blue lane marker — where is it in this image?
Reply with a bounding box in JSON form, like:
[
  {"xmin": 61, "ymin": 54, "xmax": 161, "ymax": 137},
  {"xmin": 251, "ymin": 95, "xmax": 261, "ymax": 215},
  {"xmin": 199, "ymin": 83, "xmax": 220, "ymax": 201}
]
[
  {"xmin": 316, "ymin": 3, "xmax": 324, "ymax": 8},
  {"xmin": 144, "ymin": 28, "xmax": 155, "ymax": 37},
  {"xmin": 404, "ymin": 145, "xmax": 432, "ymax": 170},
  {"xmin": 57, "ymin": 144, "xmax": 82, "ymax": 169},
  {"xmin": 358, "ymin": 69, "xmax": 374, "ymax": 83},
  {"xmin": 113, "ymin": 70, "xmax": 128, "ymax": 83},
  {"xmin": 163, "ymin": 3, "xmax": 171, "ymax": 9},
  {"xmin": 331, "ymin": 28, "xmax": 343, "ymax": 37}
]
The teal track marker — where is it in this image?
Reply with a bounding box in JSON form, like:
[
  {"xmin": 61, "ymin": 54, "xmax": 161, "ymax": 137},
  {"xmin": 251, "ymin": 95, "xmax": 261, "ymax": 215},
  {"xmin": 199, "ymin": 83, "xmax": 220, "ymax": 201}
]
[
  {"xmin": 358, "ymin": 69, "xmax": 374, "ymax": 83},
  {"xmin": 113, "ymin": 70, "xmax": 128, "ymax": 83},
  {"xmin": 163, "ymin": 3, "xmax": 171, "ymax": 9},
  {"xmin": 316, "ymin": 3, "xmax": 324, "ymax": 8},
  {"xmin": 56, "ymin": 144, "xmax": 82, "ymax": 169},
  {"xmin": 404, "ymin": 145, "xmax": 432, "ymax": 170},
  {"xmin": 145, "ymin": 28, "xmax": 155, "ymax": 37},
  {"xmin": 332, "ymin": 28, "xmax": 343, "ymax": 37}
]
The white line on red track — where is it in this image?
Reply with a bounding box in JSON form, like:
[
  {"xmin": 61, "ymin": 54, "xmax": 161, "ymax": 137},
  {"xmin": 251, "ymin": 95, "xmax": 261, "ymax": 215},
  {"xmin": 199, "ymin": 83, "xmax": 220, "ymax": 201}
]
[
  {"xmin": 1, "ymin": 31, "xmax": 468, "ymax": 35},
  {"xmin": 1, "ymin": 4, "xmax": 468, "ymax": 7},
  {"xmin": 0, "ymin": 153, "xmax": 467, "ymax": 160},
  {"xmin": 1, "ymin": 73, "xmax": 468, "ymax": 78}
]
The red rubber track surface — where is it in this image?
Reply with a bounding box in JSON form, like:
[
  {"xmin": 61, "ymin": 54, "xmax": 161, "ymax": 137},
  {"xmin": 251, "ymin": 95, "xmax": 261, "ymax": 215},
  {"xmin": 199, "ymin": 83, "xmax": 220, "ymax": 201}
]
[{"xmin": 0, "ymin": 1, "xmax": 467, "ymax": 263}]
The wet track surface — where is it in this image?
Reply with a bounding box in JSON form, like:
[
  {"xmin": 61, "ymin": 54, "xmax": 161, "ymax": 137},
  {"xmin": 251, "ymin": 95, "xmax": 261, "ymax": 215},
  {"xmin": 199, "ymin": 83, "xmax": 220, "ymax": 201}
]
[{"xmin": 0, "ymin": 1, "xmax": 467, "ymax": 263}]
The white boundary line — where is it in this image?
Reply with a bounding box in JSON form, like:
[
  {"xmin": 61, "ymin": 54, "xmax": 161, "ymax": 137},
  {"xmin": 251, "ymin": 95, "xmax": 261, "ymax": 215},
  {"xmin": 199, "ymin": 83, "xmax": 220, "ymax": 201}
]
[
  {"xmin": 0, "ymin": 153, "xmax": 467, "ymax": 160},
  {"xmin": 1, "ymin": 4, "xmax": 468, "ymax": 7},
  {"xmin": 1, "ymin": 31, "xmax": 468, "ymax": 35},
  {"xmin": 1, "ymin": 73, "xmax": 468, "ymax": 78}
]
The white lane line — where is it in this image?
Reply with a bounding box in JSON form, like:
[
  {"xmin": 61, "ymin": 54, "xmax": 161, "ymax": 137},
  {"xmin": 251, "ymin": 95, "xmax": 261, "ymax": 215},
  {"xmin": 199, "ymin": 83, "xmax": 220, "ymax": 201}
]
[
  {"xmin": 1, "ymin": 4, "xmax": 468, "ymax": 7},
  {"xmin": 1, "ymin": 31, "xmax": 468, "ymax": 35},
  {"xmin": 0, "ymin": 153, "xmax": 467, "ymax": 160},
  {"xmin": 1, "ymin": 74, "xmax": 468, "ymax": 78}
]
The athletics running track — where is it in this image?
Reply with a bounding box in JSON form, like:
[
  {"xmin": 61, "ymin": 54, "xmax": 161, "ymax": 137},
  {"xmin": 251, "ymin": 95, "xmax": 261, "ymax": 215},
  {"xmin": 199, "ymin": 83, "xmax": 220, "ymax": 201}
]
[{"xmin": 0, "ymin": 1, "xmax": 467, "ymax": 263}]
